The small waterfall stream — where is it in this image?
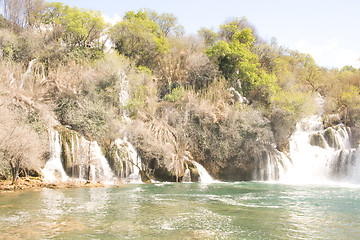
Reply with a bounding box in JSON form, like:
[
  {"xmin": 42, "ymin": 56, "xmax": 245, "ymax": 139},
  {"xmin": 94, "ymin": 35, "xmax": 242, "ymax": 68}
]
[
  {"xmin": 109, "ymin": 138, "xmax": 142, "ymax": 183},
  {"xmin": 42, "ymin": 69, "xmax": 145, "ymax": 183},
  {"xmin": 252, "ymin": 149, "xmax": 289, "ymax": 181},
  {"xmin": 42, "ymin": 130, "xmax": 68, "ymax": 183},
  {"xmin": 191, "ymin": 161, "xmax": 215, "ymax": 183}
]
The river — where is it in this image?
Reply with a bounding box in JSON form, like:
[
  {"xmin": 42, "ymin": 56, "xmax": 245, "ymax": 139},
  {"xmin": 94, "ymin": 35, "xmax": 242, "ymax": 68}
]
[{"xmin": 1, "ymin": 182, "xmax": 359, "ymax": 239}]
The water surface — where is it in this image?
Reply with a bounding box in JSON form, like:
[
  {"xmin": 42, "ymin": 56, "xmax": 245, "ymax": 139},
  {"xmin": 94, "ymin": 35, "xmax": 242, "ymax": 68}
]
[{"xmin": 1, "ymin": 182, "xmax": 359, "ymax": 239}]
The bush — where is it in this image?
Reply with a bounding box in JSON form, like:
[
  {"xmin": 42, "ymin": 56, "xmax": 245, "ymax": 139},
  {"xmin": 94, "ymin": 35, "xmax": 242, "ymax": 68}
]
[
  {"xmin": 164, "ymin": 86, "xmax": 185, "ymax": 102},
  {"xmin": 0, "ymin": 97, "xmax": 46, "ymax": 181}
]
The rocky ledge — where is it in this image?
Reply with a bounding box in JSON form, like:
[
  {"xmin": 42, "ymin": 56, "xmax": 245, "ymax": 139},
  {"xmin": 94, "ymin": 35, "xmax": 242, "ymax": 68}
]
[{"xmin": 0, "ymin": 177, "xmax": 107, "ymax": 192}]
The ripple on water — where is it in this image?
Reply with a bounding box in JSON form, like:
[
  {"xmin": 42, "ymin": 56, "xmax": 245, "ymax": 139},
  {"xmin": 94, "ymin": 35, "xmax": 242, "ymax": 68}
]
[{"xmin": 1, "ymin": 182, "xmax": 360, "ymax": 239}]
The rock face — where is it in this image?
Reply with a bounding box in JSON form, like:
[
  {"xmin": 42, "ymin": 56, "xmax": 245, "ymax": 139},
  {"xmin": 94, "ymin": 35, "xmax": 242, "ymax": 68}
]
[
  {"xmin": 310, "ymin": 133, "xmax": 327, "ymax": 148},
  {"xmin": 107, "ymin": 139, "xmax": 142, "ymax": 182},
  {"xmin": 323, "ymin": 114, "xmax": 341, "ymax": 129},
  {"xmin": 309, "ymin": 124, "xmax": 351, "ymax": 150}
]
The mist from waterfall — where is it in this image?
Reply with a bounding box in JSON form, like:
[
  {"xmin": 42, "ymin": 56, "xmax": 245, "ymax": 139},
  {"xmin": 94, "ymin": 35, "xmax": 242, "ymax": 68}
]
[
  {"xmin": 42, "ymin": 130, "xmax": 68, "ymax": 183},
  {"xmin": 280, "ymin": 115, "xmax": 360, "ymax": 184},
  {"xmin": 191, "ymin": 161, "xmax": 215, "ymax": 183}
]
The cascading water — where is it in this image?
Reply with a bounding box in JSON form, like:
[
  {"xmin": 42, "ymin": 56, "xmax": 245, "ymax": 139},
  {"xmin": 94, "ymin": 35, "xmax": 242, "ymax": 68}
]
[
  {"xmin": 87, "ymin": 140, "xmax": 115, "ymax": 184},
  {"xmin": 109, "ymin": 138, "xmax": 142, "ymax": 183},
  {"xmin": 42, "ymin": 128, "xmax": 115, "ymax": 183},
  {"xmin": 182, "ymin": 168, "xmax": 191, "ymax": 182},
  {"xmin": 252, "ymin": 148, "xmax": 289, "ymax": 181},
  {"xmin": 20, "ymin": 59, "xmax": 36, "ymax": 88},
  {"xmin": 118, "ymin": 72, "xmax": 131, "ymax": 120},
  {"xmin": 191, "ymin": 161, "xmax": 215, "ymax": 183},
  {"xmin": 42, "ymin": 130, "xmax": 68, "ymax": 183},
  {"xmin": 281, "ymin": 114, "xmax": 360, "ymax": 184}
]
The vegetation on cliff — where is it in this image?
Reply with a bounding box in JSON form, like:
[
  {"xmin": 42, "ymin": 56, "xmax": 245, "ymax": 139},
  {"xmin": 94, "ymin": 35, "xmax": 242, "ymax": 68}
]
[{"xmin": 0, "ymin": 0, "xmax": 359, "ymax": 182}]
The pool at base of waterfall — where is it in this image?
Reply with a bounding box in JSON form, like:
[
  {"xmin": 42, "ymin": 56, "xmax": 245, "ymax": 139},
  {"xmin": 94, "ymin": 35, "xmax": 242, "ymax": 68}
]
[{"xmin": 1, "ymin": 182, "xmax": 359, "ymax": 239}]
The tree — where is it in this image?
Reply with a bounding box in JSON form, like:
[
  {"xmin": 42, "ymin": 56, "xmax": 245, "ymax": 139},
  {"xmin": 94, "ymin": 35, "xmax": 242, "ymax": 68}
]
[
  {"xmin": 341, "ymin": 65, "xmax": 357, "ymax": 73},
  {"xmin": 147, "ymin": 9, "xmax": 184, "ymax": 37},
  {"xmin": 285, "ymin": 51, "xmax": 321, "ymax": 91},
  {"xmin": 219, "ymin": 17, "xmax": 261, "ymax": 44},
  {"xmin": 39, "ymin": 2, "xmax": 106, "ymax": 47},
  {"xmin": 198, "ymin": 27, "xmax": 217, "ymax": 47},
  {"xmin": 0, "ymin": 102, "xmax": 44, "ymax": 182},
  {"xmin": 207, "ymin": 27, "xmax": 261, "ymax": 96},
  {"xmin": 0, "ymin": 0, "xmax": 45, "ymax": 29},
  {"xmin": 110, "ymin": 10, "xmax": 169, "ymax": 69}
]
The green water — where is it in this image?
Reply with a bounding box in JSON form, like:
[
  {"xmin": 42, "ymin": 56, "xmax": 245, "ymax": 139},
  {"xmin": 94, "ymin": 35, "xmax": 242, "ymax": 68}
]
[{"xmin": 1, "ymin": 182, "xmax": 359, "ymax": 239}]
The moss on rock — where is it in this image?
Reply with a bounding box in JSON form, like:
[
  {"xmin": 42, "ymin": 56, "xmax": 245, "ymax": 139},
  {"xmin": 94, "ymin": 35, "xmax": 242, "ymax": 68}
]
[{"xmin": 310, "ymin": 133, "xmax": 327, "ymax": 149}]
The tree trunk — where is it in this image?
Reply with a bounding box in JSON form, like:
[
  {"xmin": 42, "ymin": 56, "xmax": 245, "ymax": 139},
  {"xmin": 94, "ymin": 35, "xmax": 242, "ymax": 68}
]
[{"xmin": 10, "ymin": 161, "xmax": 20, "ymax": 183}]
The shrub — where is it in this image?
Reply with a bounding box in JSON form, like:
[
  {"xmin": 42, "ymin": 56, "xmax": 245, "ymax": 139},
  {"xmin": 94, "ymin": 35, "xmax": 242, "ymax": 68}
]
[
  {"xmin": 0, "ymin": 97, "xmax": 46, "ymax": 182},
  {"xmin": 164, "ymin": 86, "xmax": 185, "ymax": 102}
]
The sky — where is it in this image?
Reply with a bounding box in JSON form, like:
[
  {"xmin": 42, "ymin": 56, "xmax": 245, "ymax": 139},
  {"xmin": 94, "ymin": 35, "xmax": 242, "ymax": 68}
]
[{"xmin": 58, "ymin": 0, "xmax": 360, "ymax": 69}]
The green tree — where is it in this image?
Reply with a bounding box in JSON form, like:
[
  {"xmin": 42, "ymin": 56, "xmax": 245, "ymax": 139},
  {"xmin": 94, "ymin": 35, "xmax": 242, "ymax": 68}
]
[
  {"xmin": 207, "ymin": 27, "xmax": 274, "ymax": 97},
  {"xmin": 198, "ymin": 27, "xmax": 217, "ymax": 47},
  {"xmin": 110, "ymin": 10, "xmax": 169, "ymax": 69},
  {"xmin": 39, "ymin": 2, "xmax": 106, "ymax": 47},
  {"xmin": 147, "ymin": 9, "xmax": 184, "ymax": 37},
  {"xmin": 219, "ymin": 17, "xmax": 260, "ymax": 43},
  {"xmin": 341, "ymin": 65, "xmax": 358, "ymax": 73}
]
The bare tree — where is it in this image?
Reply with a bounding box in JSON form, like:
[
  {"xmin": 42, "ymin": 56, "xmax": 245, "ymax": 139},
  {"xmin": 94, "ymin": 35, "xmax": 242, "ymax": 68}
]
[
  {"xmin": 0, "ymin": 99, "xmax": 45, "ymax": 182},
  {"xmin": 0, "ymin": 0, "xmax": 45, "ymax": 29}
]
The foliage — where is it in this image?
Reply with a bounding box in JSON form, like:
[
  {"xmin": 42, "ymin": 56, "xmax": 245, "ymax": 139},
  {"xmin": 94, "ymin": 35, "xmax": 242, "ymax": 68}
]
[
  {"xmin": 198, "ymin": 27, "xmax": 217, "ymax": 46},
  {"xmin": 0, "ymin": 0, "xmax": 45, "ymax": 29},
  {"xmin": 1, "ymin": 2, "xmax": 360, "ymax": 182},
  {"xmin": 164, "ymin": 86, "xmax": 185, "ymax": 102},
  {"xmin": 110, "ymin": 9, "xmax": 169, "ymax": 69},
  {"xmin": 39, "ymin": 2, "xmax": 106, "ymax": 48},
  {"xmin": 147, "ymin": 9, "xmax": 184, "ymax": 36},
  {"xmin": 186, "ymin": 53, "xmax": 219, "ymax": 90},
  {"xmin": 206, "ymin": 26, "xmax": 277, "ymax": 101}
]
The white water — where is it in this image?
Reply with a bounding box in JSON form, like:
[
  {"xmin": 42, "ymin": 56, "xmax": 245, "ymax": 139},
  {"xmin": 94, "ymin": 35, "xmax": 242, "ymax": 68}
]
[
  {"xmin": 191, "ymin": 161, "xmax": 215, "ymax": 183},
  {"xmin": 253, "ymin": 149, "xmax": 289, "ymax": 181},
  {"xmin": 42, "ymin": 129, "xmax": 115, "ymax": 184},
  {"xmin": 87, "ymin": 140, "xmax": 115, "ymax": 184},
  {"xmin": 20, "ymin": 59, "xmax": 37, "ymax": 89},
  {"xmin": 111, "ymin": 138, "xmax": 142, "ymax": 183},
  {"xmin": 182, "ymin": 168, "xmax": 191, "ymax": 182},
  {"xmin": 280, "ymin": 114, "xmax": 360, "ymax": 184},
  {"xmin": 118, "ymin": 72, "xmax": 131, "ymax": 120},
  {"xmin": 42, "ymin": 130, "xmax": 68, "ymax": 183}
]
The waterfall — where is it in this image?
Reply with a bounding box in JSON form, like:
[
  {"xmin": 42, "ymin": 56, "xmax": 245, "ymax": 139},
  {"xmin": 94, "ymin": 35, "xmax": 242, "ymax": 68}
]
[
  {"xmin": 252, "ymin": 149, "xmax": 289, "ymax": 181},
  {"xmin": 118, "ymin": 72, "xmax": 130, "ymax": 119},
  {"xmin": 42, "ymin": 130, "xmax": 68, "ymax": 183},
  {"xmin": 87, "ymin": 140, "xmax": 115, "ymax": 184},
  {"xmin": 281, "ymin": 114, "xmax": 360, "ymax": 184},
  {"xmin": 42, "ymin": 128, "xmax": 115, "ymax": 184},
  {"xmin": 191, "ymin": 161, "xmax": 215, "ymax": 183},
  {"xmin": 109, "ymin": 138, "xmax": 142, "ymax": 183},
  {"xmin": 182, "ymin": 168, "xmax": 191, "ymax": 182},
  {"xmin": 67, "ymin": 134, "xmax": 115, "ymax": 183},
  {"xmin": 20, "ymin": 59, "xmax": 37, "ymax": 89}
]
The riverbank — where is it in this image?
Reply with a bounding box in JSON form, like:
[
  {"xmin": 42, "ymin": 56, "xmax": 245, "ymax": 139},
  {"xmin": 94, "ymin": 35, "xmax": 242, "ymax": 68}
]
[{"xmin": 0, "ymin": 177, "xmax": 107, "ymax": 192}]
